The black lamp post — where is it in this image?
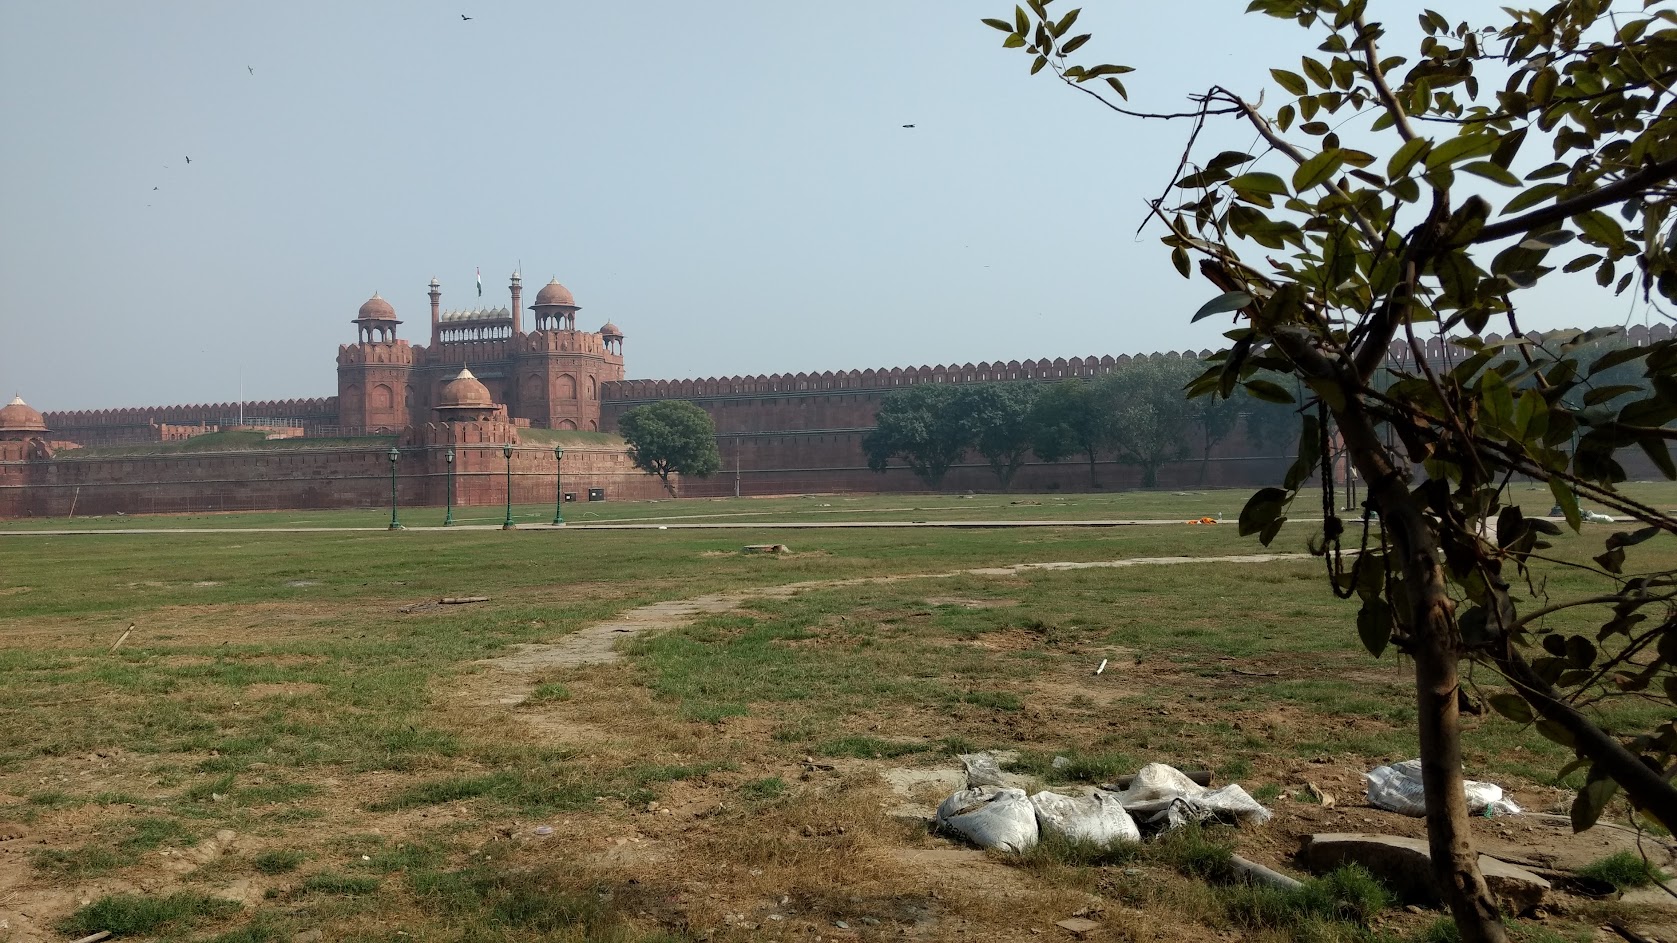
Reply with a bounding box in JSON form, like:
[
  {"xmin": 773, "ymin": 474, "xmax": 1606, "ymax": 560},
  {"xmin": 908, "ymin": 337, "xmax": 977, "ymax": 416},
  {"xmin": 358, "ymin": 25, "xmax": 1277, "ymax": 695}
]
[
  {"xmin": 552, "ymin": 445, "xmax": 565, "ymax": 525},
  {"xmin": 502, "ymin": 444, "xmax": 516, "ymax": 530},
  {"xmin": 386, "ymin": 447, "xmax": 403, "ymax": 531},
  {"xmin": 443, "ymin": 448, "xmax": 455, "ymax": 526}
]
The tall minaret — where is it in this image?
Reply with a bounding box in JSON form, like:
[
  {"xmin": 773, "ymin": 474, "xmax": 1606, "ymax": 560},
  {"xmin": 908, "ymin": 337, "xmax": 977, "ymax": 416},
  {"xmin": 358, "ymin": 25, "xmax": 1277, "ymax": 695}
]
[
  {"xmin": 510, "ymin": 271, "xmax": 523, "ymax": 336},
  {"xmin": 428, "ymin": 277, "xmax": 442, "ymax": 345}
]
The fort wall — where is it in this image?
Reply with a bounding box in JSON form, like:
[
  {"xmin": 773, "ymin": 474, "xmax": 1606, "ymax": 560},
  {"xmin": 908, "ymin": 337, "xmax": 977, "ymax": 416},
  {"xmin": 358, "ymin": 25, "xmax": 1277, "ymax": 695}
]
[
  {"xmin": 44, "ymin": 398, "xmax": 341, "ymax": 446},
  {"xmin": 599, "ymin": 325, "xmax": 1675, "ymax": 496},
  {"xmin": 0, "ymin": 438, "xmax": 666, "ymax": 519}
]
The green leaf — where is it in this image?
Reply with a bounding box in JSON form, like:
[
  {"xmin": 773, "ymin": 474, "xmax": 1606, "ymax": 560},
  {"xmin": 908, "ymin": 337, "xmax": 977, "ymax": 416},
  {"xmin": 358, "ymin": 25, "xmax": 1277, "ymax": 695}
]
[
  {"xmin": 1014, "ymin": 5, "xmax": 1028, "ymax": 34},
  {"xmin": 981, "ymin": 17, "xmax": 1014, "ymax": 31},
  {"xmin": 1387, "ymin": 138, "xmax": 1430, "ymax": 179},
  {"xmin": 1571, "ymin": 774, "xmax": 1620, "ymax": 832},
  {"xmin": 1003, "ymin": 33, "xmax": 1026, "ymax": 48},
  {"xmin": 1514, "ymin": 388, "xmax": 1546, "ymax": 441},
  {"xmin": 1061, "ymin": 33, "xmax": 1091, "ymax": 53},
  {"xmin": 1030, "ymin": 54, "xmax": 1048, "ymax": 74},
  {"xmin": 1503, "ymin": 182, "xmax": 1564, "ymax": 215},
  {"xmin": 1192, "ymin": 291, "xmax": 1254, "ymax": 322},
  {"xmin": 1357, "ymin": 598, "xmax": 1391, "ymax": 658},
  {"xmin": 1051, "ymin": 7, "xmax": 1080, "ymax": 37},
  {"xmin": 1292, "ymin": 148, "xmax": 1344, "ymax": 192},
  {"xmin": 1301, "ymin": 56, "xmax": 1331, "ymax": 88},
  {"xmin": 1208, "ymin": 150, "xmax": 1256, "ymax": 171},
  {"xmin": 1242, "ymin": 379, "xmax": 1296, "ymax": 404},
  {"xmin": 1229, "ymin": 172, "xmax": 1289, "ymax": 195},
  {"xmin": 1238, "ymin": 487, "xmax": 1289, "ymax": 537},
  {"xmin": 1424, "ymin": 133, "xmax": 1496, "ymax": 169},
  {"xmin": 1486, "ymin": 692, "xmax": 1533, "ymax": 724},
  {"xmin": 1549, "ymin": 478, "xmax": 1581, "ymax": 531},
  {"xmin": 1271, "ymin": 69, "xmax": 1309, "ymax": 96},
  {"xmin": 1575, "ymin": 210, "xmax": 1625, "ymax": 247},
  {"xmin": 1535, "ymin": 717, "xmax": 1576, "ymax": 747},
  {"xmin": 1518, "ymin": 230, "xmax": 1575, "ymax": 250},
  {"xmin": 1461, "ymin": 161, "xmax": 1522, "ymax": 187},
  {"xmin": 1284, "ymin": 413, "xmax": 1320, "ymax": 491},
  {"xmin": 1171, "ymin": 246, "xmax": 1190, "ymax": 278}
]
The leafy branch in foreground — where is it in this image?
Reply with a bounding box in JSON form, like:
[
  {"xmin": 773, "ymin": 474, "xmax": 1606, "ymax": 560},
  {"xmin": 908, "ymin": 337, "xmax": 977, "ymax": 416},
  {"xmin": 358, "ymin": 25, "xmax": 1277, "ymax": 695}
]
[{"xmin": 987, "ymin": 2, "xmax": 1677, "ymax": 941}]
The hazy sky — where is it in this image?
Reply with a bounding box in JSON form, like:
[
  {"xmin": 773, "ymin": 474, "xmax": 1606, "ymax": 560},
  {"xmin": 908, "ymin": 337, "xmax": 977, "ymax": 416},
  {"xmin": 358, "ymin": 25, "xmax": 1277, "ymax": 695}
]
[{"xmin": 0, "ymin": 1, "xmax": 1640, "ymax": 411}]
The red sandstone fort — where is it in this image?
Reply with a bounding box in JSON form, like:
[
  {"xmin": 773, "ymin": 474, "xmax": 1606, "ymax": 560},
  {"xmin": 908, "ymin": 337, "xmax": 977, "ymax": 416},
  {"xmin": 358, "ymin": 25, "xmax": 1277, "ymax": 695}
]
[{"xmin": 3, "ymin": 271, "xmax": 1672, "ymax": 518}]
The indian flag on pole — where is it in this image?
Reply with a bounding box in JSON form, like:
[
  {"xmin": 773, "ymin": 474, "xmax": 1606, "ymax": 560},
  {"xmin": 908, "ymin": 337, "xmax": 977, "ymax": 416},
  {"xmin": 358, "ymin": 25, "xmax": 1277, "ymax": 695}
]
[{"xmin": 476, "ymin": 267, "xmax": 482, "ymax": 298}]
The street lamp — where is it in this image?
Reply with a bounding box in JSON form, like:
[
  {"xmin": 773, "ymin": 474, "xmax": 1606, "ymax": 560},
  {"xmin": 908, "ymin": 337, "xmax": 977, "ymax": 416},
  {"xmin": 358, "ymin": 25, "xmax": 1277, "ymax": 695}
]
[
  {"xmin": 502, "ymin": 444, "xmax": 517, "ymax": 530},
  {"xmin": 552, "ymin": 445, "xmax": 566, "ymax": 526},
  {"xmin": 443, "ymin": 448, "xmax": 455, "ymax": 526},
  {"xmin": 386, "ymin": 447, "xmax": 403, "ymax": 531}
]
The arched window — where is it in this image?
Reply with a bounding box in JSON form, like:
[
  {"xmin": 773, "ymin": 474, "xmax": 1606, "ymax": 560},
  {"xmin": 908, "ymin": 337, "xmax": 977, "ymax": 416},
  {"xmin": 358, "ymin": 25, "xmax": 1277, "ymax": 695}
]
[{"xmin": 557, "ymin": 374, "xmax": 577, "ymax": 399}]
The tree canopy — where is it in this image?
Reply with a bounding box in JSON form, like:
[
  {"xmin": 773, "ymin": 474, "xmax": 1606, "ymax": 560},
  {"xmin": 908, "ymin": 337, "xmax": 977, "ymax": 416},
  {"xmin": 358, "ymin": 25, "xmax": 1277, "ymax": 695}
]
[
  {"xmin": 863, "ymin": 383, "xmax": 973, "ymax": 488},
  {"xmin": 616, "ymin": 400, "xmax": 722, "ymax": 495},
  {"xmin": 988, "ymin": 2, "xmax": 1677, "ymax": 940}
]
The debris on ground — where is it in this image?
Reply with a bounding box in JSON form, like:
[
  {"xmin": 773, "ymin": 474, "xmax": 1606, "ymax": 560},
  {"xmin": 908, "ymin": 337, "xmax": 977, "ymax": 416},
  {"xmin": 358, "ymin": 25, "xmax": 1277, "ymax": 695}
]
[
  {"xmin": 933, "ymin": 756, "xmax": 1267, "ymax": 853},
  {"xmin": 742, "ymin": 544, "xmax": 790, "ymax": 554},
  {"xmin": 1364, "ymin": 759, "xmax": 1523, "ymax": 817},
  {"xmin": 1054, "ymin": 916, "xmax": 1101, "ymax": 937},
  {"xmin": 1030, "ymin": 790, "xmax": 1140, "ymax": 845},
  {"xmin": 1300, "ymin": 832, "xmax": 1551, "ymax": 912},
  {"xmin": 1109, "ymin": 763, "xmax": 1272, "ymax": 830},
  {"xmin": 935, "ymin": 786, "xmax": 1039, "ymax": 853}
]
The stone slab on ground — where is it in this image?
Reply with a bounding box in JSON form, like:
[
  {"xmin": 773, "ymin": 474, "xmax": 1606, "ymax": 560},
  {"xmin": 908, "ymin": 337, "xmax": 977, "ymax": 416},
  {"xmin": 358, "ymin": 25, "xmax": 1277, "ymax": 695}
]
[{"xmin": 1299, "ymin": 832, "xmax": 1551, "ymax": 912}]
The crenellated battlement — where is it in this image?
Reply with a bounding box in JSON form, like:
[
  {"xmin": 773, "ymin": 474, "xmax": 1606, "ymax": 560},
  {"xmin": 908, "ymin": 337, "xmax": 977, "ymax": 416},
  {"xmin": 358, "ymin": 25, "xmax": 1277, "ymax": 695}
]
[
  {"xmin": 337, "ymin": 341, "xmax": 415, "ymax": 366},
  {"xmin": 45, "ymin": 397, "xmax": 339, "ymax": 428},
  {"xmin": 601, "ymin": 325, "xmax": 1676, "ymax": 402}
]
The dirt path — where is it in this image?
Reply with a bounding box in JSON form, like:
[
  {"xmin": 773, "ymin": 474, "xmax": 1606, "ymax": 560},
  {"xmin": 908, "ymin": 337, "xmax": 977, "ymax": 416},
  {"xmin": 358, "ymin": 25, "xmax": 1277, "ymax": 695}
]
[{"xmin": 470, "ymin": 553, "xmax": 1307, "ymax": 705}]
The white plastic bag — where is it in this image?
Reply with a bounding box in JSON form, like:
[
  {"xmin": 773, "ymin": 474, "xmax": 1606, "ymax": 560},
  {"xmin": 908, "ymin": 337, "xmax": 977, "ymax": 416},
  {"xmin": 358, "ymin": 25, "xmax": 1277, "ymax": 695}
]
[
  {"xmin": 1111, "ymin": 763, "xmax": 1272, "ymax": 829},
  {"xmin": 1364, "ymin": 759, "xmax": 1523, "ymax": 817},
  {"xmin": 1030, "ymin": 790, "xmax": 1141, "ymax": 846},
  {"xmin": 936, "ymin": 786, "xmax": 1039, "ymax": 853},
  {"xmin": 958, "ymin": 752, "xmax": 1012, "ymax": 788}
]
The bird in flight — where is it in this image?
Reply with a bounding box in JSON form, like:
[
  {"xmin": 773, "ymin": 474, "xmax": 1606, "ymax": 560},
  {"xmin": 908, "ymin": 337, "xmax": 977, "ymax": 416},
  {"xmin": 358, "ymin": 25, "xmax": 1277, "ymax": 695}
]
[
  {"xmin": 152, "ymin": 186, "xmax": 159, "ymax": 190},
  {"xmin": 460, "ymin": 13, "xmax": 472, "ymax": 20},
  {"xmin": 247, "ymin": 65, "xmax": 254, "ymax": 75},
  {"xmin": 185, "ymin": 156, "xmax": 191, "ymax": 164},
  {"xmin": 902, "ymin": 124, "xmax": 916, "ymax": 128}
]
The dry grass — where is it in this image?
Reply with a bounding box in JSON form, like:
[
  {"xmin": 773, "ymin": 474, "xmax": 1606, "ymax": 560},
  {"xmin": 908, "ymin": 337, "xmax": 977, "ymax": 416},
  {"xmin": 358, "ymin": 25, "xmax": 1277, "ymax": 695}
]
[{"xmin": 3, "ymin": 501, "xmax": 1674, "ymax": 942}]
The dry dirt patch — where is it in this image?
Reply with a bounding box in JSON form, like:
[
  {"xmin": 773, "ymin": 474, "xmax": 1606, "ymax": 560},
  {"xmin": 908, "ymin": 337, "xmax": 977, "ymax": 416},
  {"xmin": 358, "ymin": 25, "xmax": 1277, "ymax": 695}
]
[{"xmin": 469, "ymin": 554, "xmax": 1307, "ymax": 707}]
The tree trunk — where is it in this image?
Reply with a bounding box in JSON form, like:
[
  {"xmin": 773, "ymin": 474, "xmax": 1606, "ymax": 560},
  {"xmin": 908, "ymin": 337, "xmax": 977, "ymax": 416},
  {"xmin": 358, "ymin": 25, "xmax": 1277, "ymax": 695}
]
[
  {"xmin": 1274, "ymin": 340, "xmax": 1507, "ymax": 943},
  {"xmin": 1085, "ymin": 449, "xmax": 1101, "ymax": 488},
  {"xmin": 1200, "ymin": 443, "xmax": 1211, "ymax": 487},
  {"xmin": 1355, "ymin": 451, "xmax": 1507, "ymax": 943},
  {"xmin": 1143, "ymin": 463, "xmax": 1159, "ymax": 488},
  {"xmin": 1411, "ymin": 611, "xmax": 1506, "ymax": 942}
]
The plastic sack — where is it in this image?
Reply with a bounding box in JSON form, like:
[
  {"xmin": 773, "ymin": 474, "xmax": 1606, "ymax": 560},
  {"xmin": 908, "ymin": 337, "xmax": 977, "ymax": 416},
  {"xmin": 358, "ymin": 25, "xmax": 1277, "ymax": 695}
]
[
  {"xmin": 1030, "ymin": 790, "xmax": 1141, "ymax": 846},
  {"xmin": 936, "ymin": 786, "xmax": 1039, "ymax": 853},
  {"xmin": 1111, "ymin": 763, "xmax": 1272, "ymax": 830},
  {"xmin": 1364, "ymin": 759, "xmax": 1523, "ymax": 818},
  {"xmin": 958, "ymin": 752, "xmax": 1012, "ymax": 788}
]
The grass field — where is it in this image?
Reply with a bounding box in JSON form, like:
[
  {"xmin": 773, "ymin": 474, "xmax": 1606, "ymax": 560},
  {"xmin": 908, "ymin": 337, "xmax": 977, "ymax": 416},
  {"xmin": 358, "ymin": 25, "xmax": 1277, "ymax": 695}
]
[
  {"xmin": 7, "ymin": 480, "xmax": 1674, "ymax": 532},
  {"xmin": 1, "ymin": 485, "xmax": 1673, "ymax": 942}
]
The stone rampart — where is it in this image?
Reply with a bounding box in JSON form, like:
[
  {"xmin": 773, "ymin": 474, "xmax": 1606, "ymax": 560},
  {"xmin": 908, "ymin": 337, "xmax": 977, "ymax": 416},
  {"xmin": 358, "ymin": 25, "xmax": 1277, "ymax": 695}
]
[{"xmin": 0, "ymin": 439, "xmax": 666, "ymax": 519}]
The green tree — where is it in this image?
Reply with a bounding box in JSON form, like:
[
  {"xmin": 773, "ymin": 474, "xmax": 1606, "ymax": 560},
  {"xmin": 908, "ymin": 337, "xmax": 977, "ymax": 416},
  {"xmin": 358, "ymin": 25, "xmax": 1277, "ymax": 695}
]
[
  {"xmin": 1243, "ymin": 371, "xmax": 1305, "ymax": 455},
  {"xmin": 1191, "ymin": 370, "xmax": 1246, "ymax": 487},
  {"xmin": 616, "ymin": 400, "xmax": 722, "ymax": 496},
  {"xmin": 958, "ymin": 383, "xmax": 1041, "ymax": 490},
  {"xmin": 864, "ymin": 383, "xmax": 971, "ymax": 488},
  {"xmin": 1030, "ymin": 378, "xmax": 1113, "ymax": 487},
  {"xmin": 1106, "ymin": 359, "xmax": 1197, "ymax": 488},
  {"xmin": 990, "ymin": 3, "xmax": 1677, "ymax": 940}
]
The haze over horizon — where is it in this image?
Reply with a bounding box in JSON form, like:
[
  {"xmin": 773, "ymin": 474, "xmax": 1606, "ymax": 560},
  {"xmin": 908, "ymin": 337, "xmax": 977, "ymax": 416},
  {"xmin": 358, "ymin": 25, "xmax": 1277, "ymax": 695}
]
[{"xmin": 0, "ymin": 1, "xmax": 1648, "ymax": 412}]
